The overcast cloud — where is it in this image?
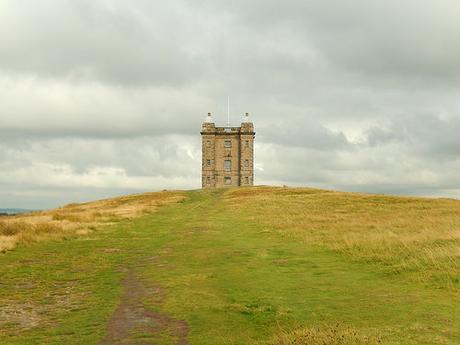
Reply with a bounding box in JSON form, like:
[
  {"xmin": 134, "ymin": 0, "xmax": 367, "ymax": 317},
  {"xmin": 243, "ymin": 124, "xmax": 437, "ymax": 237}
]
[{"xmin": 1, "ymin": 0, "xmax": 459, "ymax": 209}]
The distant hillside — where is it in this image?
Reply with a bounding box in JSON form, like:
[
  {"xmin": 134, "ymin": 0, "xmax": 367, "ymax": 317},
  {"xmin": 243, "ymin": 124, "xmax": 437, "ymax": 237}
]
[
  {"xmin": 0, "ymin": 208, "xmax": 33, "ymax": 215},
  {"xmin": 0, "ymin": 187, "xmax": 459, "ymax": 344}
]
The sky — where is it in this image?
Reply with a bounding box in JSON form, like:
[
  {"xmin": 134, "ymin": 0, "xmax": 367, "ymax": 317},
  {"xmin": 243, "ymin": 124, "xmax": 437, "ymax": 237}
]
[{"xmin": 1, "ymin": 0, "xmax": 460, "ymax": 209}]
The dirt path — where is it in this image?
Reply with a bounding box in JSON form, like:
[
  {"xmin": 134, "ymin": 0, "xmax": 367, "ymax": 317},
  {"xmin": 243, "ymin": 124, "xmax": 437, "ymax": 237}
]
[{"xmin": 99, "ymin": 269, "xmax": 188, "ymax": 345}]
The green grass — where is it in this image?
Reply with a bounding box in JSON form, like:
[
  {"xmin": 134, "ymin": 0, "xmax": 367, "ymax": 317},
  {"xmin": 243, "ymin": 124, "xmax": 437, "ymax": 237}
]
[{"xmin": 0, "ymin": 187, "xmax": 459, "ymax": 344}]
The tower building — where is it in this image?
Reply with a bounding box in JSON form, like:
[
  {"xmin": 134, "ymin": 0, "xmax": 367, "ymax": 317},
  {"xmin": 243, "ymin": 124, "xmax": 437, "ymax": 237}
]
[{"xmin": 201, "ymin": 112, "xmax": 255, "ymax": 188}]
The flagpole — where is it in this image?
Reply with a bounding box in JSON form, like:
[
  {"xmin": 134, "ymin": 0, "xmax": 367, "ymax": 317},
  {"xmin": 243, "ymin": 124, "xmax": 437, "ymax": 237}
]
[{"xmin": 227, "ymin": 96, "xmax": 230, "ymax": 126}]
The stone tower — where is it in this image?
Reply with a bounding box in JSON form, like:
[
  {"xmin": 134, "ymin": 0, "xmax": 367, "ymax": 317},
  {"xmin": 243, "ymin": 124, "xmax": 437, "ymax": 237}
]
[{"xmin": 201, "ymin": 112, "xmax": 255, "ymax": 188}]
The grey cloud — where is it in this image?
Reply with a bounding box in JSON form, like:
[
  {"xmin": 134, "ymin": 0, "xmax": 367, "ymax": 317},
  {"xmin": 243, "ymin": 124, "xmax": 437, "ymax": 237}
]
[
  {"xmin": 0, "ymin": 0, "xmax": 460, "ymax": 208},
  {"xmin": 259, "ymin": 118, "xmax": 350, "ymax": 150},
  {"xmin": 0, "ymin": 135, "xmax": 201, "ymax": 208},
  {"xmin": 0, "ymin": 1, "xmax": 204, "ymax": 86},
  {"xmin": 229, "ymin": 0, "xmax": 460, "ymax": 82},
  {"xmin": 0, "ymin": 76, "xmax": 213, "ymax": 138},
  {"xmin": 0, "ymin": 136, "xmax": 200, "ymax": 179},
  {"xmin": 364, "ymin": 113, "xmax": 460, "ymax": 160}
]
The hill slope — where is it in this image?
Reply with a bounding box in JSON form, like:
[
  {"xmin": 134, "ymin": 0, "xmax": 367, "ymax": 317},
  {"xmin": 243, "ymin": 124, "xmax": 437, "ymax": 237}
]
[{"xmin": 0, "ymin": 187, "xmax": 459, "ymax": 344}]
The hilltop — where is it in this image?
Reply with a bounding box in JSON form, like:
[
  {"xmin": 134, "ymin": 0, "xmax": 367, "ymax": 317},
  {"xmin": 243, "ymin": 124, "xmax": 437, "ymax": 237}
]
[{"xmin": 0, "ymin": 187, "xmax": 459, "ymax": 344}]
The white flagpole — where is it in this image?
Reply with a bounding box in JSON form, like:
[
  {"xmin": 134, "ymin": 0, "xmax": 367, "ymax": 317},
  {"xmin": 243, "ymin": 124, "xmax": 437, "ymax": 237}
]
[{"xmin": 227, "ymin": 96, "xmax": 230, "ymax": 126}]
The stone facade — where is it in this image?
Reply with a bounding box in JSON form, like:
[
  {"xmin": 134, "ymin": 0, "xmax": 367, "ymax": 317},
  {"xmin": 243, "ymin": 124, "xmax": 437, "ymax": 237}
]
[{"xmin": 201, "ymin": 113, "xmax": 255, "ymax": 188}]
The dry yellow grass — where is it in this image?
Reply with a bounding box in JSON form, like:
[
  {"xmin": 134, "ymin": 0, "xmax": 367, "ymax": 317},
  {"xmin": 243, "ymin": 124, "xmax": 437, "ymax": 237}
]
[
  {"xmin": 0, "ymin": 190, "xmax": 186, "ymax": 252},
  {"xmin": 225, "ymin": 186, "xmax": 460, "ymax": 291},
  {"xmin": 259, "ymin": 324, "xmax": 381, "ymax": 345}
]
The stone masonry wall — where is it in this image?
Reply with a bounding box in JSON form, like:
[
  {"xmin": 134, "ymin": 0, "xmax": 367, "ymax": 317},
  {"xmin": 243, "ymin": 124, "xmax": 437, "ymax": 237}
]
[{"xmin": 201, "ymin": 119, "xmax": 255, "ymax": 188}]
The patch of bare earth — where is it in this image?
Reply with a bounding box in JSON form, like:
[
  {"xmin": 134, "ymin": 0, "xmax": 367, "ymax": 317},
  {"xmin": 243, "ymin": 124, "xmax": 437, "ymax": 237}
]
[
  {"xmin": 99, "ymin": 270, "xmax": 188, "ymax": 345},
  {"xmin": 0, "ymin": 303, "xmax": 41, "ymax": 329},
  {"xmin": 0, "ymin": 282, "xmax": 84, "ymax": 335}
]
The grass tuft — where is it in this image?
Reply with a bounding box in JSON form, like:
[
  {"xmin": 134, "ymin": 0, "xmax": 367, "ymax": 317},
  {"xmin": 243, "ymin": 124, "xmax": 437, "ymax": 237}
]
[
  {"xmin": 0, "ymin": 221, "xmax": 28, "ymax": 236},
  {"xmin": 260, "ymin": 324, "xmax": 381, "ymax": 345}
]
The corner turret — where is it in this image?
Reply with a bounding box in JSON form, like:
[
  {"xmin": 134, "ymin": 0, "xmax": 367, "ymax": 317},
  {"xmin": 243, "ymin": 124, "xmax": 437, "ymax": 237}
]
[
  {"xmin": 241, "ymin": 113, "xmax": 254, "ymax": 134},
  {"xmin": 201, "ymin": 112, "xmax": 216, "ymax": 133}
]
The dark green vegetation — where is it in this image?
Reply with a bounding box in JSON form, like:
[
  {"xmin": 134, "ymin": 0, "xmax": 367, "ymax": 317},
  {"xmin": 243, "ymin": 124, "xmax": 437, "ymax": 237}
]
[{"xmin": 0, "ymin": 188, "xmax": 459, "ymax": 344}]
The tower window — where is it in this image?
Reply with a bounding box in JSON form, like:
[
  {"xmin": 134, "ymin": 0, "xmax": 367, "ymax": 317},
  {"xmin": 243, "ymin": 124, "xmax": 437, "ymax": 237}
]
[
  {"xmin": 245, "ymin": 140, "xmax": 249, "ymax": 148},
  {"xmin": 207, "ymin": 176, "xmax": 211, "ymax": 184},
  {"xmin": 244, "ymin": 160, "xmax": 249, "ymax": 167},
  {"xmin": 224, "ymin": 160, "xmax": 231, "ymax": 171},
  {"xmin": 224, "ymin": 177, "xmax": 232, "ymax": 185},
  {"xmin": 245, "ymin": 177, "xmax": 249, "ymax": 184},
  {"xmin": 224, "ymin": 140, "xmax": 232, "ymax": 148},
  {"xmin": 207, "ymin": 159, "xmax": 211, "ymax": 166}
]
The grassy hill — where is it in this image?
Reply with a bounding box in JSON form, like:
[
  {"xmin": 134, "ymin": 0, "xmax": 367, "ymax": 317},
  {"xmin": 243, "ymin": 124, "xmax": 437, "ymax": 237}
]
[{"xmin": 0, "ymin": 187, "xmax": 459, "ymax": 344}]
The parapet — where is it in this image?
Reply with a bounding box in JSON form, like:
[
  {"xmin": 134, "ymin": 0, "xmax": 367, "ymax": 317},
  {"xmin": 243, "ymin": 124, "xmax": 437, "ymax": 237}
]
[{"xmin": 201, "ymin": 112, "xmax": 255, "ymax": 135}]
